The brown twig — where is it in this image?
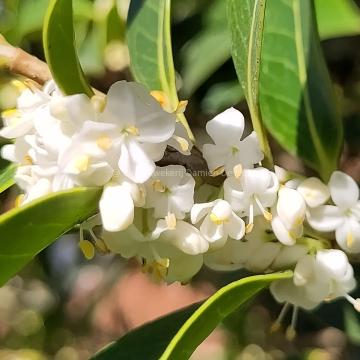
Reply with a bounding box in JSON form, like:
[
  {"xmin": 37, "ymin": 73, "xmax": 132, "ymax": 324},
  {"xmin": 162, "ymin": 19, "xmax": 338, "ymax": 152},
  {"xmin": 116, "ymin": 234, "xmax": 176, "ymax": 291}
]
[{"xmin": 0, "ymin": 34, "xmax": 51, "ymax": 85}]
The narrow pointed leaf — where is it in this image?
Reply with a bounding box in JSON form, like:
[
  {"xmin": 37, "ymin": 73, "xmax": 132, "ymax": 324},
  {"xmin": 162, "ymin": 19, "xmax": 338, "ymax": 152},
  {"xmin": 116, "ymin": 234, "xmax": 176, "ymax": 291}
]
[
  {"xmin": 0, "ymin": 164, "xmax": 16, "ymax": 193},
  {"xmin": 0, "ymin": 187, "xmax": 101, "ymax": 286},
  {"xmin": 228, "ymin": 0, "xmax": 343, "ymax": 180},
  {"xmin": 43, "ymin": 0, "xmax": 94, "ymax": 96},
  {"xmin": 90, "ymin": 271, "xmax": 292, "ymax": 359}
]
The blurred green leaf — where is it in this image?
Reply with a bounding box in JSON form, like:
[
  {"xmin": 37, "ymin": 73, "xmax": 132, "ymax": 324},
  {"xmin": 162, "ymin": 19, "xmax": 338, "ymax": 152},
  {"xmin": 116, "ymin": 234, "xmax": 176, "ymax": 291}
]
[
  {"xmin": 227, "ymin": 0, "xmax": 273, "ymax": 165},
  {"xmin": 160, "ymin": 271, "xmax": 292, "ymax": 359},
  {"xmin": 91, "ymin": 271, "xmax": 291, "ymax": 360},
  {"xmin": 0, "ymin": 187, "xmax": 101, "ymax": 286},
  {"xmin": 91, "ymin": 302, "xmax": 201, "ymax": 360},
  {"xmin": 228, "ymin": 0, "xmax": 343, "ymax": 180},
  {"xmin": 344, "ymin": 304, "xmax": 360, "ymax": 345},
  {"xmin": 202, "ymin": 80, "xmax": 244, "ymax": 114},
  {"xmin": 181, "ymin": 0, "xmax": 231, "ymax": 96},
  {"xmin": 315, "ymin": 0, "xmax": 360, "ymax": 39},
  {"xmin": 127, "ymin": 0, "xmax": 193, "ymax": 141},
  {"xmin": 0, "ymin": 164, "xmax": 16, "ymax": 194},
  {"xmin": 127, "ymin": 0, "xmax": 177, "ymax": 105},
  {"xmin": 43, "ymin": 0, "xmax": 94, "ymax": 96}
]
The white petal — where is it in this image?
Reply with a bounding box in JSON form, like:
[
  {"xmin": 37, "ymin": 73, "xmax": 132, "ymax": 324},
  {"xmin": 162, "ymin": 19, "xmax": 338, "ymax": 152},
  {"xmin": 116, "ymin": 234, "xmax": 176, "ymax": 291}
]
[
  {"xmin": 271, "ymin": 244, "xmax": 308, "ymax": 270},
  {"xmin": 316, "ymin": 249, "xmax": 349, "ymax": 280},
  {"xmin": 277, "ymin": 187, "xmax": 306, "ymax": 229},
  {"xmin": 206, "ymin": 107, "xmax": 245, "ymax": 145},
  {"xmin": 329, "ymin": 171, "xmax": 359, "ymax": 209},
  {"xmin": 191, "ymin": 202, "xmax": 214, "ymax": 224},
  {"xmin": 307, "ymin": 205, "xmax": 344, "ymax": 232},
  {"xmin": 99, "ymin": 183, "xmax": 134, "ymax": 232},
  {"xmin": 246, "ymin": 242, "xmax": 281, "ymax": 273},
  {"xmin": 25, "ymin": 178, "xmax": 52, "ymax": 203},
  {"xmin": 118, "ymin": 139, "xmax": 155, "ymax": 183},
  {"xmin": 200, "ymin": 216, "xmax": 225, "ymax": 243},
  {"xmin": 202, "ymin": 143, "xmax": 228, "ymax": 173},
  {"xmin": 297, "ymin": 177, "xmax": 330, "ymax": 208},
  {"xmin": 335, "ymin": 218, "xmax": 360, "ymax": 253},
  {"xmin": 293, "ymin": 255, "xmax": 315, "ymax": 286},
  {"xmin": 227, "ymin": 213, "xmax": 245, "ymax": 240},
  {"xmin": 271, "ymin": 216, "xmax": 297, "ymax": 246},
  {"xmin": 0, "ymin": 117, "xmax": 33, "ymax": 138}
]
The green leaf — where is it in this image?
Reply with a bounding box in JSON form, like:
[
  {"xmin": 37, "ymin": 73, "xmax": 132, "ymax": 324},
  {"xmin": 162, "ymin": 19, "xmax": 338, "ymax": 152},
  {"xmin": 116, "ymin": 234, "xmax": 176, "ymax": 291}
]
[
  {"xmin": 0, "ymin": 164, "xmax": 16, "ymax": 193},
  {"xmin": 315, "ymin": 0, "xmax": 360, "ymax": 39},
  {"xmin": 202, "ymin": 80, "xmax": 244, "ymax": 114},
  {"xmin": 90, "ymin": 271, "xmax": 291, "ymax": 359},
  {"xmin": 344, "ymin": 304, "xmax": 360, "ymax": 345},
  {"xmin": 0, "ymin": 187, "xmax": 101, "ymax": 286},
  {"xmin": 180, "ymin": 0, "xmax": 231, "ymax": 96},
  {"xmin": 43, "ymin": 0, "xmax": 94, "ymax": 96},
  {"xmin": 228, "ymin": 0, "xmax": 343, "ymax": 180},
  {"xmin": 127, "ymin": 0, "xmax": 194, "ymax": 141},
  {"xmin": 91, "ymin": 302, "xmax": 201, "ymax": 360},
  {"xmin": 160, "ymin": 271, "xmax": 292, "ymax": 359},
  {"xmin": 227, "ymin": 0, "xmax": 273, "ymax": 166}
]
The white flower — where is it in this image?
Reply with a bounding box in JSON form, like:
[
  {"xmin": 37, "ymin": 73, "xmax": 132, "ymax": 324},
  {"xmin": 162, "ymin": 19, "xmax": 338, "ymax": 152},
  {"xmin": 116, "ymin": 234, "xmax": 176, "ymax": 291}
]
[
  {"xmin": 297, "ymin": 177, "xmax": 330, "ymax": 208},
  {"xmin": 307, "ymin": 171, "xmax": 360, "ymax": 253},
  {"xmin": 103, "ymin": 219, "xmax": 206, "ymax": 283},
  {"xmin": 271, "ymin": 186, "xmax": 306, "ymax": 246},
  {"xmin": 202, "ymin": 107, "xmax": 263, "ymax": 176},
  {"xmin": 270, "ymin": 249, "xmax": 357, "ymax": 311},
  {"xmin": 191, "ymin": 199, "xmax": 245, "ymax": 246},
  {"xmin": 99, "ymin": 174, "xmax": 145, "ymax": 232},
  {"xmin": 144, "ymin": 165, "xmax": 195, "ymax": 219},
  {"xmin": 224, "ymin": 167, "xmax": 278, "ymax": 232},
  {"xmin": 99, "ymin": 81, "xmax": 176, "ymax": 183},
  {"xmin": 0, "ymin": 81, "xmax": 57, "ymax": 139}
]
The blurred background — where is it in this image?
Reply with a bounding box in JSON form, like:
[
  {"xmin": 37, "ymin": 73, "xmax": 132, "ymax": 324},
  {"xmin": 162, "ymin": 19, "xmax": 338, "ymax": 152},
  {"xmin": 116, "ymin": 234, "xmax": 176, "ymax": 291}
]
[{"xmin": 1, "ymin": 0, "xmax": 360, "ymax": 359}]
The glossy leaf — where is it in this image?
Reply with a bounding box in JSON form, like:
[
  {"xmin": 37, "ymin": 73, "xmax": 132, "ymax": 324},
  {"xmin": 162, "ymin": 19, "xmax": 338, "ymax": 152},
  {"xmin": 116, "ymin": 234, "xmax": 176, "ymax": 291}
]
[
  {"xmin": 127, "ymin": 0, "xmax": 177, "ymax": 105},
  {"xmin": 43, "ymin": 0, "xmax": 94, "ymax": 96},
  {"xmin": 0, "ymin": 164, "xmax": 16, "ymax": 193},
  {"xmin": 91, "ymin": 302, "xmax": 201, "ymax": 360},
  {"xmin": 0, "ymin": 187, "xmax": 101, "ymax": 286},
  {"xmin": 90, "ymin": 271, "xmax": 291, "ymax": 359},
  {"xmin": 160, "ymin": 271, "xmax": 292, "ymax": 359},
  {"xmin": 227, "ymin": 0, "xmax": 273, "ymax": 165},
  {"xmin": 315, "ymin": 0, "xmax": 360, "ymax": 39},
  {"xmin": 228, "ymin": 0, "xmax": 343, "ymax": 180}
]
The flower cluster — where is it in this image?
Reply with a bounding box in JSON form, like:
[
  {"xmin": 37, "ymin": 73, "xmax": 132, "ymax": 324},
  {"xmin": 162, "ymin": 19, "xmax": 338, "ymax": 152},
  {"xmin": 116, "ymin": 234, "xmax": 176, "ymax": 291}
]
[{"xmin": 2, "ymin": 79, "xmax": 360, "ymax": 333}]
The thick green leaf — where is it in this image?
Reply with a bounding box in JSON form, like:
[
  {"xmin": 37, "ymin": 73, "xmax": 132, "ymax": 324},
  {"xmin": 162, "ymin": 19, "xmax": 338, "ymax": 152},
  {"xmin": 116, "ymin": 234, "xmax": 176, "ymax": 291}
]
[
  {"xmin": 91, "ymin": 271, "xmax": 291, "ymax": 359},
  {"xmin": 91, "ymin": 302, "xmax": 201, "ymax": 360},
  {"xmin": 43, "ymin": 0, "xmax": 94, "ymax": 96},
  {"xmin": 181, "ymin": 0, "xmax": 231, "ymax": 96},
  {"xmin": 160, "ymin": 271, "xmax": 292, "ymax": 359},
  {"xmin": 315, "ymin": 0, "xmax": 360, "ymax": 39},
  {"xmin": 0, "ymin": 164, "xmax": 16, "ymax": 193},
  {"xmin": 228, "ymin": 0, "xmax": 343, "ymax": 180},
  {"xmin": 0, "ymin": 187, "xmax": 101, "ymax": 286},
  {"xmin": 127, "ymin": 0, "xmax": 194, "ymax": 141},
  {"xmin": 127, "ymin": 0, "xmax": 177, "ymax": 105},
  {"xmin": 227, "ymin": 0, "xmax": 273, "ymax": 165}
]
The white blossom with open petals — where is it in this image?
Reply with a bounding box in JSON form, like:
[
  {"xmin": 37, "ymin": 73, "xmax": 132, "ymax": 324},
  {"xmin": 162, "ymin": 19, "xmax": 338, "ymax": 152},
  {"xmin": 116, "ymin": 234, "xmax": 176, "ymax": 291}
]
[
  {"xmin": 308, "ymin": 171, "xmax": 360, "ymax": 253},
  {"xmin": 202, "ymin": 107, "xmax": 263, "ymax": 176},
  {"xmin": 144, "ymin": 165, "xmax": 195, "ymax": 219},
  {"xmin": 191, "ymin": 199, "xmax": 245, "ymax": 246}
]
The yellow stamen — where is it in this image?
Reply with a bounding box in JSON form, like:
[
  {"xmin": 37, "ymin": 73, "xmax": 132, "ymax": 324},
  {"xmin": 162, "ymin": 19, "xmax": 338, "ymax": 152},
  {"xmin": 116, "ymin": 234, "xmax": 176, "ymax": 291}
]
[
  {"xmin": 263, "ymin": 210, "xmax": 272, "ymax": 221},
  {"xmin": 125, "ymin": 125, "xmax": 139, "ymax": 136},
  {"xmin": 11, "ymin": 79, "xmax": 28, "ymax": 91},
  {"xmin": 91, "ymin": 94, "xmax": 107, "ymax": 113},
  {"xmin": 270, "ymin": 322, "xmax": 281, "ymax": 333},
  {"xmin": 285, "ymin": 326, "xmax": 296, "ymax": 341},
  {"xmin": 79, "ymin": 239, "xmax": 95, "ymax": 260},
  {"xmin": 94, "ymin": 238, "xmax": 109, "ymax": 254},
  {"xmin": 173, "ymin": 135, "xmax": 189, "ymax": 152},
  {"xmin": 1, "ymin": 108, "xmax": 19, "ymax": 118},
  {"xmin": 233, "ymin": 164, "xmax": 243, "ymax": 179},
  {"xmin": 210, "ymin": 165, "xmax": 225, "ymax": 177},
  {"xmin": 142, "ymin": 258, "xmax": 170, "ymax": 283},
  {"xmin": 152, "ymin": 179, "xmax": 166, "ymax": 193},
  {"xmin": 165, "ymin": 213, "xmax": 177, "ymax": 230},
  {"xmin": 347, "ymin": 232, "xmax": 354, "ymax": 248},
  {"xmin": 176, "ymin": 100, "xmax": 188, "ymax": 114},
  {"xmin": 74, "ymin": 155, "xmax": 90, "ymax": 173},
  {"xmin": 246, "ymin": 223, "xmax": 254, "ymax": 233},
  {"xmin": 150, "ymin": 90, "xmax": 168, "ymax": 108},
  {"xmin": 15, "ymin": 194, "xmax": 25, "ymax": 207},
  {"xmin": 209, "ymin": 212, "xmax": 225, "ymax": 225},
  {"xmin": 23, "ymin": 154, "xmax": 33, "ymax": 165},
  {"xmin": 96, "ymin": 135, "xmax": 112, "ymax": 150}
]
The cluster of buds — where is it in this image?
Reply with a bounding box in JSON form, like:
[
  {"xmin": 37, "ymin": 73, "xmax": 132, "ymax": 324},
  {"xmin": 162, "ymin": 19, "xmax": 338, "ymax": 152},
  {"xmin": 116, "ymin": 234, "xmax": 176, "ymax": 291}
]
[{"xmin": 1, "ymin": 80, "xmax": 360, "ymax": 333}]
